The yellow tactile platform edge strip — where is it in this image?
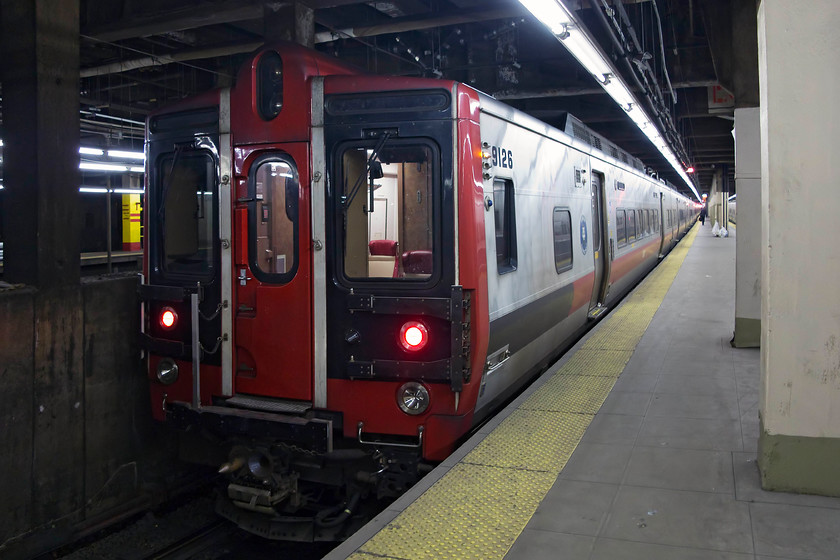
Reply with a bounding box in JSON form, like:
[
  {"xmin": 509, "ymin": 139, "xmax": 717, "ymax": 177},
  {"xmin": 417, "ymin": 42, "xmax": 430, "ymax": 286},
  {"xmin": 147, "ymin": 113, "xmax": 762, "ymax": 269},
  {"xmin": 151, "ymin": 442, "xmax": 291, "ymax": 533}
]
[{"xmin": 349, "ymin": 225, "xmax": 699, "ymax": 560}]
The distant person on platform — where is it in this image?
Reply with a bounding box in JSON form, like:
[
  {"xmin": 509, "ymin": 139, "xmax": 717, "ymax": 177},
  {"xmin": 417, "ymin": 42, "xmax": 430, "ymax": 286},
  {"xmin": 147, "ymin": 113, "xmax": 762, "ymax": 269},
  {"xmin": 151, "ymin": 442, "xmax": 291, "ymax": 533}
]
[{"xmin": 699, "ymin": 204, "xmax": 707, "ymax": 225}]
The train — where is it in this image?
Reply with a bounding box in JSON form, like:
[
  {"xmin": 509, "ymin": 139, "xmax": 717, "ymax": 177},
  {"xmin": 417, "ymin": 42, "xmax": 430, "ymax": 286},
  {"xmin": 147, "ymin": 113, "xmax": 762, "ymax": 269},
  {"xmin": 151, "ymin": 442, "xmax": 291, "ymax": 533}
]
[{"xmin": 140, "ymin": 42, "xmax": 697, "ymax": 541}]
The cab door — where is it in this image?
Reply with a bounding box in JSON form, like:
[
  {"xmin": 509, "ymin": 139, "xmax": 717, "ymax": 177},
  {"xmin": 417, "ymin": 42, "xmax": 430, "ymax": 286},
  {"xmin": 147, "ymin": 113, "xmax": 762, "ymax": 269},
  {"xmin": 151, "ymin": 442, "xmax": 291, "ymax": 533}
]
[{"xmin": 233, "ymin": 143, "xmax": 312, "ymax": 401}]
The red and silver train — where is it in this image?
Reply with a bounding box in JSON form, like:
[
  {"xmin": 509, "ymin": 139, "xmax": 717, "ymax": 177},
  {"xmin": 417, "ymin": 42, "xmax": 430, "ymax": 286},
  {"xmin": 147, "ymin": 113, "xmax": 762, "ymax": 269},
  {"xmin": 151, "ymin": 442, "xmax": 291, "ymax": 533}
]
[{"xmin": 141, "ymin": 42, "xmax": 697, "ymax": 540}]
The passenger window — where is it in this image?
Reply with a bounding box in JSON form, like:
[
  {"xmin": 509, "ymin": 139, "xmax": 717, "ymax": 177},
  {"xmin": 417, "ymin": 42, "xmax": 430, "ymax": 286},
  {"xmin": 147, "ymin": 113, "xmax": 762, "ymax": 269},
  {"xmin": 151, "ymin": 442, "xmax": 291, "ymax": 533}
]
[
  {"xmin": 627, "ymin": 209, "xmax": 636, "ymax": 242},
  {"xmin": 250, "ymin": 156, "xmax": 298, "ymax": 281},
  {"xmin": 494, "ymin": 178, "xmax": 517, "ymax": 274},
  {"xmin": 616, "ymin": 209, "xmax": 626, "ymax": 247},
  {"xmin": 552, "ymin": 208, "xmax": 573, "ymax": 273},
  {"xmin": 637, "ymin": 210, "xmax": 645, "ymax": 237}
]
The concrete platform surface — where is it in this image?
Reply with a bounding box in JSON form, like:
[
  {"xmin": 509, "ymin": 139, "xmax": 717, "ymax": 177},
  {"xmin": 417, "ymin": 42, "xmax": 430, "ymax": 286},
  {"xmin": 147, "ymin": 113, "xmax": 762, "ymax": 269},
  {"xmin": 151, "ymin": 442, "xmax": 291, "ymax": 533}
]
[{"xmin": 326, "ymin": 223, "xmax": 840, "ymax": 560}]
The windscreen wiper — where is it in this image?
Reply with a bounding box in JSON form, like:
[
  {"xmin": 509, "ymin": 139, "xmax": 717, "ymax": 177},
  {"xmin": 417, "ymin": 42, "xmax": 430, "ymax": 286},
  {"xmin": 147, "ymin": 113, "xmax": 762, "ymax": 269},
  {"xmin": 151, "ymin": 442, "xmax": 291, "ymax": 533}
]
[
  {"xmin": 342, "ymin": 132, "xmax": 391, "ymax": 213},
  {"xmin": 157, "ymin": 144, "xmax": 185, "ymax": 217}
]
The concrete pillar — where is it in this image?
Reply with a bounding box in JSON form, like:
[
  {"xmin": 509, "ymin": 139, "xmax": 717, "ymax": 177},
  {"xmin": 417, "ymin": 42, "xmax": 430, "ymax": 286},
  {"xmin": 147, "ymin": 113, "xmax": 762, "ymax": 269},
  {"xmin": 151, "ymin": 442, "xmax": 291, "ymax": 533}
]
[
  {"xmin": 731, "ymin": 107, "xmax": 761, "ymax": 347},
  {"xmin": 757, "ymin": 0, "xmax": 840, "ymax": 496},
  {"xmin": 0, "ymin": 0, "xmax": 81, "ymax": 288},
  {"xmin": 264, "ymin": 1, "xmax": 315, "ymax": 47},
  {"xmin": 708, "ymin": 169, "xmax": 725, "ymax": 228}
]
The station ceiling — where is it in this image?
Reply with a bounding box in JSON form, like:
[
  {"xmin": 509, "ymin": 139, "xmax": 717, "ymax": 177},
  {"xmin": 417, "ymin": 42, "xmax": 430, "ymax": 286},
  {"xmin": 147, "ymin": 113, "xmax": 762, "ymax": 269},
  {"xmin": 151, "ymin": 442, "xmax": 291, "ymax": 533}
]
[{"xmin": 76, "ymin": 0, "xmax": 755, "ymax": 198}]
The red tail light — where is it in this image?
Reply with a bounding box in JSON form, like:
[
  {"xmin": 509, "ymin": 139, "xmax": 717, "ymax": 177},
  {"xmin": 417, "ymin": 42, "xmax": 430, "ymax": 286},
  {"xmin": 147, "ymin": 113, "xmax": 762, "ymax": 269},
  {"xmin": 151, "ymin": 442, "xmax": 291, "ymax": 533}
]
[
  {"xmin": 399, "ymin": 321, "xmax": 428, "ymax": 352},
  {"xmin": 159, "ymin": 307, "xmax": 178, "ymax": 330}
]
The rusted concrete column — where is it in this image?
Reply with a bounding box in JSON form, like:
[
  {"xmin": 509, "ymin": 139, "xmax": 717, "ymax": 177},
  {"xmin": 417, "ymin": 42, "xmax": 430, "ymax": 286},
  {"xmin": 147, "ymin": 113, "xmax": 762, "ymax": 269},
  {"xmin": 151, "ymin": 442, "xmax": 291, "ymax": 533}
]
[
  {"xmin": 264, "ymin": 1, "xmax": 314, "ymax": 47},
  {"xmin": 0, "ymin": 0, "xmax": 81, "ymax": 288}
]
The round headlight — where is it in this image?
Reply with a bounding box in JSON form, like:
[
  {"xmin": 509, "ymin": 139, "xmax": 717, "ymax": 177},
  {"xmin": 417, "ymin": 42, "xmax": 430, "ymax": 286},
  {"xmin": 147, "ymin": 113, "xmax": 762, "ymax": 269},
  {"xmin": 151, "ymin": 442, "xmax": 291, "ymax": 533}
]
[
  {"xmin": 397, "ymin": 382, "xmax": 430, "ymax": 415},
  {"xmin": 156, "ymin": 359, "xmax": 179, "ymax": 385}
]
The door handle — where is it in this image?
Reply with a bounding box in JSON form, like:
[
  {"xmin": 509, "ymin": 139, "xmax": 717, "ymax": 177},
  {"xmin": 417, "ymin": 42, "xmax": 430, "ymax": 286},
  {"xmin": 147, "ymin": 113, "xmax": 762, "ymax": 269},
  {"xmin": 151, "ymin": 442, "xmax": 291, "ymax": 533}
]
[{"xmin": 238, "ymin": 268, "xmax": 252, "ymax": 286}]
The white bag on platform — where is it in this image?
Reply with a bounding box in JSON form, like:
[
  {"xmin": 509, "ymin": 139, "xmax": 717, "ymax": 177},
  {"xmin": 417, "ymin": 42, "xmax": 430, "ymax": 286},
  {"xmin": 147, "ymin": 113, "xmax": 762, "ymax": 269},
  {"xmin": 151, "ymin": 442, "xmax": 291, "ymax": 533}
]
[{"xmin": 712, "ymin": 221, "xmax": 721, "ymax": 236}]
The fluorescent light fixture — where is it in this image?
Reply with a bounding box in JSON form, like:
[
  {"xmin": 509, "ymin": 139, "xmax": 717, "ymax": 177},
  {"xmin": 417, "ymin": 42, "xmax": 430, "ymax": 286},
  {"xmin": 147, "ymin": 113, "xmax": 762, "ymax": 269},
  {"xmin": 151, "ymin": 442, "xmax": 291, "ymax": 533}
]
[
  {"xmin": 108, "ymin": 149, "xmax": 145, "ymax": 161},
  {"xmin": 518, "ymin": 0, "xmax": 573, "ymax": 34},
  {"xmin": 80, "ymin": 187, "xmax": 109, "ymax": 193},
  {"xmin": 602, "ymin": 79, "xmax": 635, "ymax": 109},
  {"xmin": 79, "ymin": 147, "xmax": 105, "ymax": 156},
  {"xmin": 517, "ymin": 0, "xmax": 700, "ymax": 201},
  {"xmin": 80, "ymin": 162, "xmax": 129, "ymax": 172},
  {"xmin": 129, "ymin": 166, "xmax": 145, "ymax": 173},
  {"xmin": 113, "ymin": 188, "xmax": 145, "ymax": 194},
  {"xmin": 560, "ymin": 27, "xmax": 612, "ymax": 82}
]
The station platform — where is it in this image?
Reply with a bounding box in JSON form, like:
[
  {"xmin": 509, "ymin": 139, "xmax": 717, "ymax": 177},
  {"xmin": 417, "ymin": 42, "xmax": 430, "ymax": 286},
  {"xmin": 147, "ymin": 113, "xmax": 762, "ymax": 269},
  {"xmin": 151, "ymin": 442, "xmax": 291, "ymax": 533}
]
[{"xmin": 326, "ymin": 222, "xmax": 840, "ymax": 560}]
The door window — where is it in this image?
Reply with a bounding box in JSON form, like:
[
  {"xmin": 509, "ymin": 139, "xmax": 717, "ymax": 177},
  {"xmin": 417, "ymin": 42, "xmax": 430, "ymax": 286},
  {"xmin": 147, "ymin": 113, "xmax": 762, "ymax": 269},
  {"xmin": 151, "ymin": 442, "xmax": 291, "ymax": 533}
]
[
  {"xmin": 552, "ymin": 208, "xmax": 573, "ymax": 273},
  {"xmin": 249, "ymin": 154, "xmax": 299, "ymax": 282}
]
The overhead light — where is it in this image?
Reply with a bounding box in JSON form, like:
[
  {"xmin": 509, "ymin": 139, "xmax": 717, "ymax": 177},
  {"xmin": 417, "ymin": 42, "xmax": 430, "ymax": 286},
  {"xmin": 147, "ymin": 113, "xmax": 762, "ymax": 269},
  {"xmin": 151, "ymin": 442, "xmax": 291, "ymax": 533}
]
[
  {"xmin": 107, "ymin": 149, "xmax": 145, "ymax": 161},
  {"xmin": 517, "ymin": 0, "xmax": 700, "ymax": 201},
  {"xmin": 517, "ymin": 0, "xmax": 573, "ymax": 34},
  {"xmin": 79, "ymin": 187, "xmax": 109, "ymax": 193},
  {"xmin": 79, "ymin": 147, "xmax": 104, "ymax": 156},
  {"xmin": 557, "ymin": 25, "xmax": 612, "ymax": 82},
  {"xmin": 113, "ymin": 188, "xmax": 145, "ymax": 194},
  {"xmin": 686, "ymin": 166, "xmax": 695, "ymax": 174},
  {"xmin": 80, "ymin": 162, "xmax": 129, "ymax": 172},
  {"xmin": 129, "ymin": 166, "xmax": 145, "ymax": 173}
]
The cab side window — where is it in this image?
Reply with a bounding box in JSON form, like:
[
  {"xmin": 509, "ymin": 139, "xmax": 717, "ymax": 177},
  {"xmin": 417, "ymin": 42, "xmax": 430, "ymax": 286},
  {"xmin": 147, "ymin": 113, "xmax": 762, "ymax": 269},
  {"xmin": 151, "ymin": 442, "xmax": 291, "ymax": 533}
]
[{"xmin": 494, "ymin": 178, "xmax": 517, "ymax": 274}]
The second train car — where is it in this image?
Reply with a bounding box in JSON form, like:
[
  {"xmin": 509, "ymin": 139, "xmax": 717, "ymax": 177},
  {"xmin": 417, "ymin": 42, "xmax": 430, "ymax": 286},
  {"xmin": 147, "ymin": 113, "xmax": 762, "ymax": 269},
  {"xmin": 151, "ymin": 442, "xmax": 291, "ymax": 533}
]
[{"xmin": 140, "ymin": 42, "xmax": 697, "ymax": 540}]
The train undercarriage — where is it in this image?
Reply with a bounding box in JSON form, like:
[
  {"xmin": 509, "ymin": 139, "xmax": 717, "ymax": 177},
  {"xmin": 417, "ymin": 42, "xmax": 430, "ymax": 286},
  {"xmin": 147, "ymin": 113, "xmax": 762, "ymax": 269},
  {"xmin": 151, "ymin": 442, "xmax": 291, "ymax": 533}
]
[{"xmin": 168, "ymin": 401, "xmax": 430, "ymax": 541}]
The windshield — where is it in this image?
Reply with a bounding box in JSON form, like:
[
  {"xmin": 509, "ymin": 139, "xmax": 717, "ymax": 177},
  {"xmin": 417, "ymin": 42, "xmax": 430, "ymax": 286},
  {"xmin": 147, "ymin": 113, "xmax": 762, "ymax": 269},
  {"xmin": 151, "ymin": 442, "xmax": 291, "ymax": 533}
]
[
  {"xmin": 339, "ymin": 142, "xmax": 436, "ymax": 281},
  {"xmin": 158, "ymin": 151, "xmax": 217, "ymax": 277}
]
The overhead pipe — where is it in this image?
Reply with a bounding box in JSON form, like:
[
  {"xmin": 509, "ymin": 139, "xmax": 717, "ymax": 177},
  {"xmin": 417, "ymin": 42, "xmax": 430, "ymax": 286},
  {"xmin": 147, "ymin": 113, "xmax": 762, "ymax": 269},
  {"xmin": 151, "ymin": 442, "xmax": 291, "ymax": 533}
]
[
  {"xmin": 80, "ymin": 41, "xmax": 264, "ymax": 78},
  {"xmin": 589, "ymin": 0, "xmax": 690, "ymax": 166},
  {"xmin": 80, "ymin": 7, "xmax": 519, "ymax": 78}
]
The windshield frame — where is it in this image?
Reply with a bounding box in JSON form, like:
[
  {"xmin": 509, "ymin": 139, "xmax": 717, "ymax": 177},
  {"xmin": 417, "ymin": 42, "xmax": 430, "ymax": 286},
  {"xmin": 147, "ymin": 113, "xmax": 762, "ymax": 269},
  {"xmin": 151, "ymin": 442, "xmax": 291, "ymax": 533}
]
[
  {"xmin": 151, "ymin": 144, "xmax": 220, "ymax": 282},
  {"xmin": 331, "ymin": 136, "xmax": 442, "ymax": 287}
]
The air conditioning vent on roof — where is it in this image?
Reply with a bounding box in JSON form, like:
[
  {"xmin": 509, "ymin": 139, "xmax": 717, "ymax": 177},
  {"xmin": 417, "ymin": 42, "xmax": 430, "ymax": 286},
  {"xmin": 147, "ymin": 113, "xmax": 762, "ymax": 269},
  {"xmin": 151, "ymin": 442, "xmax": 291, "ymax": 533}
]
[{"xmin": 572, "ymin": 123, "xmax": 592, "ymax": 145}]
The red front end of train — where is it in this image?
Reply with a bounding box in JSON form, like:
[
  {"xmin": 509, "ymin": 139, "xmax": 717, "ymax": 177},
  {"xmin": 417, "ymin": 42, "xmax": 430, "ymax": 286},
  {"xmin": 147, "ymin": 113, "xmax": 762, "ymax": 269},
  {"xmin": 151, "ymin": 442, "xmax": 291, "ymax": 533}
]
[{"xmin": 141, "ymin": 43, "xmax": 488, "ymax": 540}]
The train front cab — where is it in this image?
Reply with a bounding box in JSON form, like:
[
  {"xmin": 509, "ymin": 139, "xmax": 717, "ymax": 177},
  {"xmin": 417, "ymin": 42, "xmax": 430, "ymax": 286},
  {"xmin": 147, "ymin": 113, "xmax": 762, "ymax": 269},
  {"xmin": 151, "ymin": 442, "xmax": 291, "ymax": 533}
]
[{"xmin": 140, "ymin": 45, "xmax": 490, "ymax": 539}]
